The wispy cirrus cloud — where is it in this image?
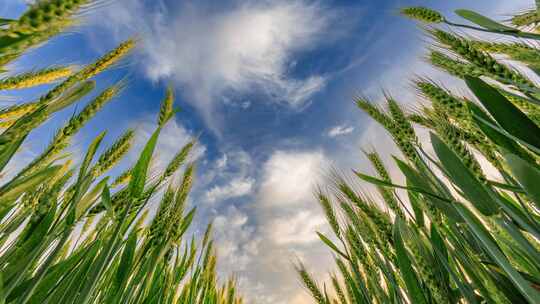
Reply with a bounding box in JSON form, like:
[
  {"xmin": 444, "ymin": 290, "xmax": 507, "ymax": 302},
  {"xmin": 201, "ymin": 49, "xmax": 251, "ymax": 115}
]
[
  {"xmin": 93, "ymin": 0, "xmax": 333, "ymax": 134},
  {"xmin": 326, "ymin": 124, "xmax": 354, "ymax": 137}
]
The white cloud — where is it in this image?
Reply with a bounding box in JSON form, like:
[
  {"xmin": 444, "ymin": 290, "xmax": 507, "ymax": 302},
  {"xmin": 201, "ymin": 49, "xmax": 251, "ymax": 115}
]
[
  {"xmin": 327, "ymin": 124, "xmax": 354, "ymax": 137},
  {"xmin": 211, "ymin": 149, "xmax": 333, "ymax": 304},
  {"xmin": 215, "ymin": 154, "xmax": 228, "ymax": 169},
  {"xmin": 95, "ymin": 0, "xmax": 331, "ymax": 133},
  {"xmin": 204, "ymin": 176, "xmax": 255, "ymax": 203},
  {"xmin": 213, "ymin": 206, "xmax": 260, "ymax": 273},
  {"xmin": 267, "ymin": 210, "xmax": 326, "ymax": 245},
  {"xmin": 258, "ymin": 150, "xmax": 327, "ymax": 207},
  {"xmin": 197, "ymin": 149, "xmax": 255, "ymax": 205}
]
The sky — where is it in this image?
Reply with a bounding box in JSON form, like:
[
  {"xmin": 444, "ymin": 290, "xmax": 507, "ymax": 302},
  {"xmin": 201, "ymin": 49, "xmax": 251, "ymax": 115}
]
[{"xmin": 0, "ymin": 0, "xmax": 534, "ymax": 303}]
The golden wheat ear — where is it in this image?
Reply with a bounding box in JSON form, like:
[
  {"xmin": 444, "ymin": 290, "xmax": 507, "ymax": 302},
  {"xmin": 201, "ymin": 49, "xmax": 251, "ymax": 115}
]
[{"xmin": 0, "ymin": 65, "xmax": 74, "ymax": 90}]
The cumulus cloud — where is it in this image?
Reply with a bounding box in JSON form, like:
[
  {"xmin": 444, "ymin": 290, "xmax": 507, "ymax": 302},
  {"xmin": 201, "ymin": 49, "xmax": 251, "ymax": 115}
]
[
  {"xmin": 209, "ymin": 149, "xmax": 333, "ymax": 304},
  {"xmin": 256, "ymin": 149, "xmax": 330, "ymax": 251},
  {"xmin": 213, "ymin": 206, "xmax": 260, "ymax": 273},
  {"xmin": 95, "ymin": 0, "xmax": 331, "ymax": 133},
  {"xmin": 246, "ymin": 149, "xmax": 332, "ymax": 303},
  {"xmin": 204, "ymin": 176, "xmax": 255, "ymax": 203},
  {"xmin": 267, "ymin": 210, "xmax": 326, "ymax": 245},
  {"xmin": 327, "ymin": 124, "xmax": 354, "ymax": 137},
  {"xmin": 258, "ymin": 150, "xmax": 327, "ymax": 207}
]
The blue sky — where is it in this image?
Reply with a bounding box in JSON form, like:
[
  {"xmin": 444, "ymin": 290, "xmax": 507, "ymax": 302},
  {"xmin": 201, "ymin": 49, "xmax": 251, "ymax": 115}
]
[{"xmin": 0, "ymin": 0, "xmax": 533, "ymax": 303}]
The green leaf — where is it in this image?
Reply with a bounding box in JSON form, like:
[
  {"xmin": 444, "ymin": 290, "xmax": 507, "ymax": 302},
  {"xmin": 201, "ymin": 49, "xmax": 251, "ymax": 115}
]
[
  {"xmin": 393, "ymin": 219, "xmax": 427, "ymax": 304},
  {"xmin": 0, "ymin": 272, "xmax": 4, "ymax": 304},
  {"xmin": 316, "ymin": 232, "xmax": 348, "ymax": 260},
  {"xmin": 79, "ymin": 132, "xmax": 106, "ymax": 179},
  {"xmin": 0, "ymin": 165, "xmax": 60, "ymax": 203},
  {"xmin": 115, "ymin": 231, "xmax": 137, "ymax": 290},
  {"xmin": 9, "ymin": 241, "xmax": 99, "ymax": 303},
  {"xmin": 407, "ymin": 190, "xmax": 424, "ymax": 227},
  {"xmin": 394, "ymin": 157, "xmax": 463, "ymax": 222},
  {"xmin": 2, "ymin": 206, "xmax": 56, "ymax": 296},
  {"xmin": 468, "ymin": 101, "xmax": 528, "ymax": 159},
  {"xmin": 431, "ymin": 133, "xmax": 498, "ymax": 215},
  {"xmin": 455, "ymin": 10, "xmax": 518, "ymax": 32},
  {"xmin": 75, "ymin": 178, "xmax": 109, "ymax": 219},
  {"xmin": 454, "ymin": 203, "xmax": 540, "ymax": 302},
  {"xmin": 496, "ymin": 193, "xmax": 540, "ymax": 240},
  {"xmin": 178, "ymin": 207, "xmax": 196, "ymax": 239},
  {"xmin": 504, "ymin": 152, "xmax": 540, "ymax": 210},
  {"xmin": 488, "ymin": 180, "xmax": 525, "ymax": 193},
  {"xmin": 483, "ymin": 263, "xmax": 531, "ymax": 304},
  {"xmin": 430, "ymin": 225, "xmax": 479, "ymax": 304},
  {"xmin": 474, "ymin": 112, "xmax": 540, "ymax": 156},
  {"xmin": 0, "ymin": 135, "xmax": 26, "ymax": 173},
  {"xmin": 499, "ymin": 216, "xmax": 540, "ymax": 268},
  {"xmin": 447, "ymin": 225, "xmax": 499, "ymax": 303},
  {"xmin": 355, "ymin": 170, "xmax": 449, "ymax": 202},
  {"xmin": 465, "ymin": 76, "xmax": 540, "ymax": 151},
  {"xmin": 0, "ymin": 18, "xmax": 13, "ymax": 26},
  {"xmin": 430, "ymin": 224, "xmax": 448, "ymax": 267},
  {"xmin": 129, "ymin": 127, "xmax": 161, "ymax": 199},
  {"xmin": 0, "ymin": 105, "xmax": 47, "ymax": 146},
  {"xmin": 48, "ymin": 252, "xmax": 97, "ymax": 304}
]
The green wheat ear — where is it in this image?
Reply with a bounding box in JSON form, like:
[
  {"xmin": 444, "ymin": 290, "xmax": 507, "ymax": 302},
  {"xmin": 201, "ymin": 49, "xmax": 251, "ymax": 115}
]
[
  {"xmin": 415, "ymin": 81, "xmax": 465, "ymax": 116},
  {"xmin": 317, "ymin": 189, "xmax": 341, "ymax": 239},
  {"xmin": 386, "ymin": 97, "xmax": 416, "ymax": 142},
  {"xmin": 296, "ymin": 262, "xmax": 326, "ymax": 304},
  {"xmin": 365, "ymin": 150, "xmax": 404, "ymax": 219},
  {"xmin": 404, "ymin": 230, "xmax": 450, "ymax": 304},
  {"xmin": 430, "ymin": 29, "xmax": 536, "ymax": 91},
  {"xmin": 511, "ymin": 10, "xmax": 540, "ymax": 27},
  {"xmin": 433, "ymin": 115, "xmax": 487, "ymax": 184},
  {"xmin": 356, "ymin": 97, "xmax": 421, "ymax": 164},
  {"xmin": 90, "ymin": 129, "xmax": 135, "ymax": 178},
  {"xmin": 19, "ymin": 83, "xmax": 122, "ymax": 177},
  {"xmin": 355, "ymin": 97, "xmax": 393, "ymax": 128},
  {"xmin": 428, "ymin": 50, "xmax": 483, "ymax": 79},
  {"xmin": 4, "ymin": 0, "xmax": 92, "ymax": 36},
  {"xmin": 401, "ymin": 7, "xmax": 445, "ymax": 24},
  {"xmin": 79, "ymin": 38, "xmax": 136, "ymax": 80},
  {"xmin": 158, "ymin": 86, "xmax": 175, "ymax": 127},
  {"xmin": 38, "ymin": 39, "xmax": 135, "ymax": 106},
  {"xmin": 161, "ymin": 140, "xmax": 195, "ymax": 181},
  {"xmin": 148, "ymin": 184, "xmax": 176, "ymax": 245}
]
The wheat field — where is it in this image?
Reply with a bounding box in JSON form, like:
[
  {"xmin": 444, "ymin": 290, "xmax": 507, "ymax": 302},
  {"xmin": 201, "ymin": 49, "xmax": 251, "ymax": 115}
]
[{"xmin": 1, "ymin": 1, "xmax": 540, "ymax": 304}]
